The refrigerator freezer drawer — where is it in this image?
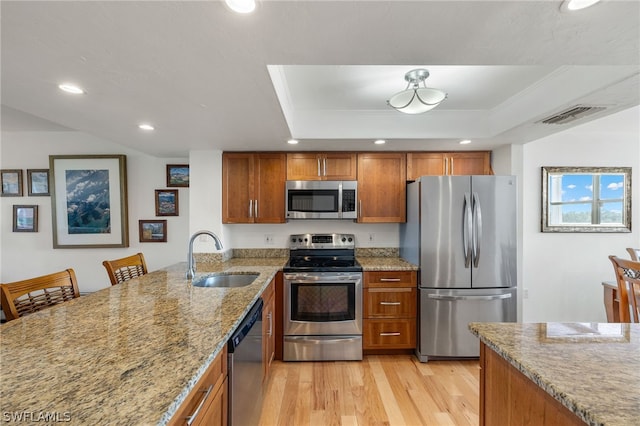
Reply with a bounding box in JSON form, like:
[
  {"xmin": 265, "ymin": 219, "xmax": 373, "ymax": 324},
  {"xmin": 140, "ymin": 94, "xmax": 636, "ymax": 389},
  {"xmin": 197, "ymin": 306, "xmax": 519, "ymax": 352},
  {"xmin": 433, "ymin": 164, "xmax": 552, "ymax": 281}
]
[{"xmin": 417, "ymin": 288, "xmax": 517, "ymax": 362}]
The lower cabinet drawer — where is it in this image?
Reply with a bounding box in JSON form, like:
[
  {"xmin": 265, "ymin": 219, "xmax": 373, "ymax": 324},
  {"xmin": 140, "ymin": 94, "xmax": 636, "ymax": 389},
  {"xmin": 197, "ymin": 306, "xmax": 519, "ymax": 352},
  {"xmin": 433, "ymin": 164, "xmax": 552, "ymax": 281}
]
[
  {"xmin": 363, "ymin": 319, "xmax": 416, "ymax": 349},
  {"xmin": 364, "ymin": 287, "xmax": 416, "ymax": 318}
]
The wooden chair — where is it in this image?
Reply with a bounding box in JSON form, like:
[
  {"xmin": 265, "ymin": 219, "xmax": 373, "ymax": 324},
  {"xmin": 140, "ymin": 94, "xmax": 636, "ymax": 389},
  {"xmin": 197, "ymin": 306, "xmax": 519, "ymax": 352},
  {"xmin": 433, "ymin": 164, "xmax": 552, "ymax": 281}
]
[
  {"xmin": 626, "ymin": 247, "xmax": 640, "ymax": 261},
  {"xmin": 608, "ymin": 255, "xmax": 640, "ymax": 323},
  {"xmin": 102, "ymin": 252, "xmax": 148, "ymax": 285},
  {"xmin": 0, "ymin": 269, "xmax": 80, "ymax": 321}
]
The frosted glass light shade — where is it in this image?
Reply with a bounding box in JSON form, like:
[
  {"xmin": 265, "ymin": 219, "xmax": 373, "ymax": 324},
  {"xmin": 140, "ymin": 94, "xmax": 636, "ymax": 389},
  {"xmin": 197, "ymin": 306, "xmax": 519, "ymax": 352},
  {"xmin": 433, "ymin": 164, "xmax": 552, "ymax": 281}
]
[
  {"xmin": 387, "ymin": 87, "xmax": 446, "ymax": 114},
  {"xmin": 225, "ymin": 0, "xmax": 256, "ymax": 13}
]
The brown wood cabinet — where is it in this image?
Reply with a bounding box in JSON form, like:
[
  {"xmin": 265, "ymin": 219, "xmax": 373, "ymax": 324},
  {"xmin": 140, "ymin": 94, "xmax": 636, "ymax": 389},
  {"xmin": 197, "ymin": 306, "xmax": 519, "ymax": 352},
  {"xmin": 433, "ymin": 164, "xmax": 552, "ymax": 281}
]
[
  {"xmin": 222, "ymin": 153, "xmax": 286, "ymax": 223},
  {"xmin": 286, "ymin": 152, "xmax": 357, "ymax": 180},
  {"xmin": 262, "ymin": 276, "xmax": 276, "ymax": 387},
  {"xmin": 480, "ymin": 343, "xmax": 584, "ymax": 426},
  {"xmin": 407, "ymin": 151, "xmax": 492, "ymax": 179},
  {"xmin": 363, "ymin": 270, "xmax": 417, "ymax": 350},
  {"xmin": 169, "ymin": 347, "xmax": 228, "ymax": 426},
  {"xmin": 357, "ymin": 153, "xmax": 406, "ymax": 223}
]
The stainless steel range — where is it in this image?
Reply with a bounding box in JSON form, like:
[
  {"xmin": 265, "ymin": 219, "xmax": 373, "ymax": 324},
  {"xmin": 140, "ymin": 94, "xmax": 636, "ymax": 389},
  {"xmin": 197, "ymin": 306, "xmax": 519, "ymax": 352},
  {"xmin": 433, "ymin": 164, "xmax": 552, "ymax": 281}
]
[{"xmin": 283, "ymin": 233, "xmax": 363, "ymax": 361}]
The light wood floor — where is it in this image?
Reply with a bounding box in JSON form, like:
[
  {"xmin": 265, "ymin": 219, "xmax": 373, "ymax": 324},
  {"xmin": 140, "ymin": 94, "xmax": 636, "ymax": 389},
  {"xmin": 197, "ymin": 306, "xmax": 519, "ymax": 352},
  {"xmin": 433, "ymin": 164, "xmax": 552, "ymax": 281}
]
[{"xmin": 259, "ymin": 355, "xmax": 480, "ymax": 426}]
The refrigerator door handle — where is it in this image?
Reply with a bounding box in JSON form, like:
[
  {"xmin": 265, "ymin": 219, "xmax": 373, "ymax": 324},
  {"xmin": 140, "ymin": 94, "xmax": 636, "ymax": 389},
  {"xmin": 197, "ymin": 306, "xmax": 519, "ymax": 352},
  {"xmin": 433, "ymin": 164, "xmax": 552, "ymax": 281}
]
[
  {"xmin": 472, "ymin": 192, "xmax": 482, "ymax": 268},
  {"xmin": 463, "ymin": 193, "xmax": 473, "ymax": 268},
  {"xmin": 427, "ymin": 293, "xmax": 512, "ymax": 301}
]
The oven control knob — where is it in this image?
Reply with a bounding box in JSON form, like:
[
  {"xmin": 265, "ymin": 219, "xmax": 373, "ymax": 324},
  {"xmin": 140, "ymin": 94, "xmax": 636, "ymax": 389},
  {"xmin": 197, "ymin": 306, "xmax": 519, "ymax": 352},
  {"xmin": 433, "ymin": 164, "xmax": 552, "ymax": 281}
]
[
  {"xmin": 291, "ymin": 238, "xmax": 296, "ymax": 243},
  {"xmin": 341, "ymin": 237, "xmax": 346, "ymax": 242},
  {"xmin": 298, "ymin": 238, "xmax": 303, "ymax": 242},
  {"xmin": 348, "ymin": 237, "xmax": 353, "ymax": 242}
]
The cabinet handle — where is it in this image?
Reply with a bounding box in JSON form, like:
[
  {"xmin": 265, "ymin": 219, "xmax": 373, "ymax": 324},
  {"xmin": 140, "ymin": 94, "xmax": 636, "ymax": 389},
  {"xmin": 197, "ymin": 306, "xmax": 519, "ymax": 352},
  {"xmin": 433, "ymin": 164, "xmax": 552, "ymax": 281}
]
[
  {"xmin": 358, "ymin": 200, "xmax": 362, "ymax": 217},
  {"xmin": 254, "ymin": 199, "xmax": 258, "ymax": 218},
  {"xmin": 185, "ymin": 384, "xmax": 214, "ymax": 425},
  {"xmin": 248, "ymin": 200, "xmax": 253, "ymax": 218},
  {"xmin": 323, "ymin": 158, "xmax": 327, "ymax": 176},
  {"xmin": 317, "ymin": 158, "xmax": 321, "ymax": 177},
  {"xmin": 379, "ymin": 332, "xmax": 401, "ymax": 337},
  {"xmin": 450, "ymin": 158, "xmax": 454, "ymax": 175},
  {"xmin": 379, "ymin": 278, "xmax": 401, "ymax": 282},
  {"xmin": 380, "ymin": 301, "xmax": 401, "ymax": 305},
  {"xmin": 444, "ymin": 158, "xmax": 447, "ymax": 175}
]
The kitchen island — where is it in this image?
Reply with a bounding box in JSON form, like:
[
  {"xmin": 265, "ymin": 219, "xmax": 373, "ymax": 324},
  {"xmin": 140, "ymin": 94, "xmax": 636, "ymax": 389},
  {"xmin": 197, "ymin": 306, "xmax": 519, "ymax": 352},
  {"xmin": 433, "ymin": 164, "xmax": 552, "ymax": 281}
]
[
  {"xmin": 469, "ymin": 322, "xmax": 640, "ymax": 426},
  {"xmin": 0, "ymin": 258, "xmax": 286, "ymax": 425}
]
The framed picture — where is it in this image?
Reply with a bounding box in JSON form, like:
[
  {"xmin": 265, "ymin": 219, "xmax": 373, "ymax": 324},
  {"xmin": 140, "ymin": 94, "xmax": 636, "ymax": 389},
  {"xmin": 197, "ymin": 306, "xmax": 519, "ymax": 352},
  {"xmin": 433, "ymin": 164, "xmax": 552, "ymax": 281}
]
[
  {"xmin": 1, "ymin": 169, "xmax": 23, "ymax": 196},
  {"xmin": 13, "ymin": 205, "xmax": 38, "ymax": 232},
  {"xmin": 166, "ymin": 164, "xmax": 189, "ymax": 187},
  {"xmin": 139, "ymin": 220, "xmax": 167, "ymax": 242},
  {"xmin": 155, "ymin": 189, "xmax": 179, "ymax": 216},
  {"xmin": 49, "ymin": 155, "xmax": 129, "ymax": 248},
  {"xmin": 27, "ymin": 169, "xmax": 50, "ymax": 196}
]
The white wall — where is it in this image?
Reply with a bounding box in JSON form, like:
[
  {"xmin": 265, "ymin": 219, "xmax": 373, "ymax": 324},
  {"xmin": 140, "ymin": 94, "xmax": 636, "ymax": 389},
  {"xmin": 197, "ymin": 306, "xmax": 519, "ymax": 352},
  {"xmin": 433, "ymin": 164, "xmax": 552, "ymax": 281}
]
[
  {"xmin": 0, "ymin": 131, "xmax": 189, "ymax": 292},
  {"xmin": 520, "ymin": 106, "xmax": 640, "ymax": 322}
]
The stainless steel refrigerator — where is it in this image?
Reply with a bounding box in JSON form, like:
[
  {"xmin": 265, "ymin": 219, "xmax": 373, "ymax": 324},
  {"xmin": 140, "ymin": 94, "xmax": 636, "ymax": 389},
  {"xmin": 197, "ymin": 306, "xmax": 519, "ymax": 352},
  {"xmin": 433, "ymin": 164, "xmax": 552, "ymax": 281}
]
[{"xmin": 400, "ymin": 176, "xmax": 517, "ymax": 362}]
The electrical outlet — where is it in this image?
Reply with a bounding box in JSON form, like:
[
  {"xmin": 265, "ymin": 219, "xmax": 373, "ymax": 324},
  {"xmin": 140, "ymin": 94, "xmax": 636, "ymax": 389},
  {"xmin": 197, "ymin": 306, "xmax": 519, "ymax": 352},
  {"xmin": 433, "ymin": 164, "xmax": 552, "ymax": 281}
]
[
  {"xmin": 368, "ymin": 233, "xmax": 375, "ymax": 242},
  {"xmin": 264, "ymin": 234, "xmax": 274, "ymax": 245},
  {"xmin": 523, "ymin": 288, "xmax": 529, "ymax": 299}
]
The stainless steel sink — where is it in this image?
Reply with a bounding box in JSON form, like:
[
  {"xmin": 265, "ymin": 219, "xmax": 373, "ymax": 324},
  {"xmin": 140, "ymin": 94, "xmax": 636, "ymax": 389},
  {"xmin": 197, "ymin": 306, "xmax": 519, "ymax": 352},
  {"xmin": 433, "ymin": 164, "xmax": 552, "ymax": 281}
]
[{"xmin": 191, "ymin": 273, "xmax": 259, "ymax": 288}]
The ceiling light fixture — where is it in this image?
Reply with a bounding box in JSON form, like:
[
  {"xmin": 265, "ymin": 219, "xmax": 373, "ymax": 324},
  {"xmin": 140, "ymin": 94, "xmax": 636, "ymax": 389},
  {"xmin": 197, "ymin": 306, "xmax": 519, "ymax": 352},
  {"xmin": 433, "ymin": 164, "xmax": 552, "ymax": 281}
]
[
  {"xmin": 58, "ymin": 83, "xmax": 84, "ymax": 95},
  {"xmin": 459, "ymin": 139, "xmax": 471, "ymax": 145},
  {"xmin": 560, "ymin": 0, "xmax": 602, "ymax": 11},
  {"xmin": 374, "ymin": 139, "xmax": 386, "ymax": 145},
  {"xmin": 387, "ymin": 69, "xmax": 447, "ymax": 114},
  {"xmin": 138, "ymin": 123, "xmax": 155, "ymax": 131},
  {"xmin": 225, "ymin": 0, "xmax": 256, "ymax": 14},
  {"xmin": 287, "ymin": 139, "xmax": 299, "ymax": 145}
]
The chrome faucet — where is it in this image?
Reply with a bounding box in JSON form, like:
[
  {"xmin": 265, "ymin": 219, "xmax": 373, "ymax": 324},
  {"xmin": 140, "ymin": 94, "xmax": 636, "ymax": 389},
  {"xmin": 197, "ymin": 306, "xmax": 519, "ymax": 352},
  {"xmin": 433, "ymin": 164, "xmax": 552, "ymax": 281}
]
[{"xmin": 186, "ymin": 230, "xmax": 223, "ymax": 280}]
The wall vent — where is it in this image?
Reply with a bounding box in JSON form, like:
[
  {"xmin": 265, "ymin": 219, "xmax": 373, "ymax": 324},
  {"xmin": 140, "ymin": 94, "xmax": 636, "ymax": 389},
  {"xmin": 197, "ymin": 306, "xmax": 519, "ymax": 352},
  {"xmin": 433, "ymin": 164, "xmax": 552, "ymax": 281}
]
[{"xmin": 538, "ymin": 105, "xmax": 606, "ymax": 125}]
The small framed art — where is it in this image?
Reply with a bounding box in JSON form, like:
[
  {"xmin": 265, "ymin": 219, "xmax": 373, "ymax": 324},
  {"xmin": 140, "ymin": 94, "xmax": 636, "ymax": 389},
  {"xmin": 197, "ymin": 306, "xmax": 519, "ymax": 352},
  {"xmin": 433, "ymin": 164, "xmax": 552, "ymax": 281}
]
[
  {"xmin": 155, "ymin": 189, "xmax": 179, "ymax": 216},
  {"xmin": 1, "ymin": 169, "xmax": 23, "ymax": 196},
  {"xmin": 166, "ymin": 164, "xmax": 189, "ymax": 187},
  {"xmin": 27, "ymin": 169, "xmax": 50, "ymax": 196},
  {"xmin": 139, "ymin": 220, "xmax": 167, "ymax": 242},
  {"xmin": 13, "ymin": 205, "xmax": 38, "ymax": 232}
]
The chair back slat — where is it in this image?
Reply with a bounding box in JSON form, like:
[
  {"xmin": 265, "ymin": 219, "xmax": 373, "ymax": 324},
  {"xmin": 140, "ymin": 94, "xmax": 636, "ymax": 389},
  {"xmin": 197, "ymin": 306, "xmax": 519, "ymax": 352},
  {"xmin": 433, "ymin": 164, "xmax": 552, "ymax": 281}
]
[
  {"xmin": 1, "ymin": 269, "xmax": 80, "ymax": 321},
  {"xmin": 102, "ymin": 253, "xmax": 148, "ymax": 285},
  {"xmin": 626, "ymin": 248, "xmax": 640, "ymax": 261},
  {"xmin": 609, "ymin": 255, "xmax": 640, "ymax": 323}
]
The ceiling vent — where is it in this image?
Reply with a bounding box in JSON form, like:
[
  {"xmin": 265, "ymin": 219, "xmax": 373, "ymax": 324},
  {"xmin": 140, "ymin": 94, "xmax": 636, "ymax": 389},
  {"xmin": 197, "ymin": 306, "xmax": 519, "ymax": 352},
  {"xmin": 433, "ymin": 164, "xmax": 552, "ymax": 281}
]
[{"xmin": 538, "ymin": 105, "xmax": 606, "ymax": 125}]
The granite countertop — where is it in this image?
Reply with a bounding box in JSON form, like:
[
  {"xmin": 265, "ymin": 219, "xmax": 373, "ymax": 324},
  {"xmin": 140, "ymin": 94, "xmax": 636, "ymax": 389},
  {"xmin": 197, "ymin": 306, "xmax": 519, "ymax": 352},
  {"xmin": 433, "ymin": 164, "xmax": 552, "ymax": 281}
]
[
  {"xmin": 357, "ymin": 257, "xmax": 418, "ymax": 271},
  {"xmin": 469, "ymin": 322, "xmax": 640, "ymax": 426},
  {"xmin": 0, "ymin": 257, "xmax": 286, "ymax": 426}
]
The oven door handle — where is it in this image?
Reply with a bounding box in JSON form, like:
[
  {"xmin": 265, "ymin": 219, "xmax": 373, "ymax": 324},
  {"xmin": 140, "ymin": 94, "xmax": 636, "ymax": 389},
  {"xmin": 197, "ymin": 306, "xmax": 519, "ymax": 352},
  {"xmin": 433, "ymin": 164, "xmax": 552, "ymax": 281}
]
[{"xmin": 284, "ymin": 273, "xmax": 362, "ymax": 282}]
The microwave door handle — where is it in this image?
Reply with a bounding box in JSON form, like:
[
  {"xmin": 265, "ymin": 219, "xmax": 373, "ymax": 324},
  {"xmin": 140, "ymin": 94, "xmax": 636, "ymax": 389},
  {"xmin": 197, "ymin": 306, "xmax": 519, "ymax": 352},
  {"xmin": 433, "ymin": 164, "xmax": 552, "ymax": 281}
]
[{"xmin": 338, "ymin": 182, "xmax": 343, "ymax": 218}]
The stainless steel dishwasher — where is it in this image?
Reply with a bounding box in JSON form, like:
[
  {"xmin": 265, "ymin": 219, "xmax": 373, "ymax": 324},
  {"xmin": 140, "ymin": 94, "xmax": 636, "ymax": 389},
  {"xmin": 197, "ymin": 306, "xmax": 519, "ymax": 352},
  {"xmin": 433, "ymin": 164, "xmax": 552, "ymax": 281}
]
[{"xmin": 228, "ymin": 298, "xmax": 263, "ymax": 426}]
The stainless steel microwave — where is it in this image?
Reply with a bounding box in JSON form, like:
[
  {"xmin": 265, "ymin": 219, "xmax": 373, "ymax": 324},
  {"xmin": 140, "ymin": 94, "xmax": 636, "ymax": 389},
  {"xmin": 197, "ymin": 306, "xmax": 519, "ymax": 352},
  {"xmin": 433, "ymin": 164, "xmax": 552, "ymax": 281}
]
[{"xmin": 286, "ymin": 181, "xmax": 357, "ymax": 220}]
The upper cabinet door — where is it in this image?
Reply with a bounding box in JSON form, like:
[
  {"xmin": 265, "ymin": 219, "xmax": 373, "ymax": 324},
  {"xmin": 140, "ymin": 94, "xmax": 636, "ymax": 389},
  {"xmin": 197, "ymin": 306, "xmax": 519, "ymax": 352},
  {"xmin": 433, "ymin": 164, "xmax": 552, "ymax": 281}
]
[
  {"xmin": 254, "ymin": 154, "xmax": 286, "ymax": 223},
  {"xmin": 222, "ymin": 153, "xmax": 286, "ymax": 224},
  {"xmin": 448, "ymin": 152, "xmax": 492, "ymax": 175},
  {"xmin": 222, "ymin": 153, "xmax": 254, "ymax": 223},
  {"xmin": 407, "ymin": 151, "xmax": 492, "ymax": 179},
  {"xmin": 286, "ymin": 153, "xmax": 356, "ymax": 180},
  {"xmin": 357, "ymin": 153, "xmax": 406, "ymax": 223}
]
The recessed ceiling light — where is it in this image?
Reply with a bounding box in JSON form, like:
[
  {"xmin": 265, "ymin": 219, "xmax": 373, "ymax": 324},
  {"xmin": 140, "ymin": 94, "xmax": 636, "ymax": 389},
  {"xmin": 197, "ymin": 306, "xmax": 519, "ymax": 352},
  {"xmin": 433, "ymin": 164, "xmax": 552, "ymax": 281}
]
[
  {"xmin": 459, "ymin": 139, "xmax": 472, "ymax": 145},
  {"xmin": 138, "ymin": 123, "xmax": 155, "ymax": 131},
  {"xmin": 225, "ymin": 0, "xmax": 256, "ymax": 13},
  {"xmin": 58, "ymin": 83, "xmax": 84, "ymax": 94},
  {"xmin": 287, "ymin": 139, "xmax": 299, "ymax": 145},
  {"xmin": 374, "ymin": 139, "xmax": 386, "ymax": 145},
  {"xmin": 560, "ymin": 0, "xmax": 602, "ymax": 12}
]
